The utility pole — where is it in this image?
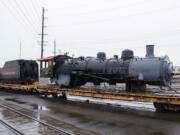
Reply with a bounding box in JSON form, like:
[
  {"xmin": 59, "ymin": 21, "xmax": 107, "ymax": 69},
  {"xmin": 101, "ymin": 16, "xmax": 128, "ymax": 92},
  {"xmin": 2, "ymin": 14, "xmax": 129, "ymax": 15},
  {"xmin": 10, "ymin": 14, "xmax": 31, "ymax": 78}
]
[
  {"xmin": 41, "ymin": 7, "xmax": 45, "ymax": 60},
  {"xmin": 39, "ymin": 7, "xmax": 47, "ymax": 69},
  {"xmin": 19, "ymin": 41, "xmax": 21, "ymax": 59},
  {"xmin": 53, "ymin": 40, "xmax": 57, "ymax": 56}
]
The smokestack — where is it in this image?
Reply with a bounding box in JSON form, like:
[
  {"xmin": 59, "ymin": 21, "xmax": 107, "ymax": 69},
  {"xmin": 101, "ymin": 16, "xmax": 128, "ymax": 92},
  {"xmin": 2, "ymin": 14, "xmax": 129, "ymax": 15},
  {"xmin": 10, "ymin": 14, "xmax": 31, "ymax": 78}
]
[{"xmin": 146, "ymin": 45, "xmax": 154, "ymax": 58}]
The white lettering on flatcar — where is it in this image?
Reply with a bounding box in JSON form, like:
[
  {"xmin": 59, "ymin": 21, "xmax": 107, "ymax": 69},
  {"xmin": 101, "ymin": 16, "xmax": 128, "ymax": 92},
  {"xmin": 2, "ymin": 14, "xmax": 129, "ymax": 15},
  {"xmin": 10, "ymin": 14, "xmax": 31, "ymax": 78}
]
[{"xmin": 2, "ymin": 71, "xmax": 16, "ymax": 75}]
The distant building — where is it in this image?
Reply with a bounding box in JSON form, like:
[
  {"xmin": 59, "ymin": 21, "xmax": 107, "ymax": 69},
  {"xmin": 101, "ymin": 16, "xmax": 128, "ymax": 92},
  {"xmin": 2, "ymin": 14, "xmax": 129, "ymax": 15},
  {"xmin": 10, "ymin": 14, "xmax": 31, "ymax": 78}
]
[
  {"xmin": 37, "ymin": 56, "xmax": 55, "ymax": 78},
  {"xmin": 37, "ymin": 56, "xmax": 55, "ymax": 84}
]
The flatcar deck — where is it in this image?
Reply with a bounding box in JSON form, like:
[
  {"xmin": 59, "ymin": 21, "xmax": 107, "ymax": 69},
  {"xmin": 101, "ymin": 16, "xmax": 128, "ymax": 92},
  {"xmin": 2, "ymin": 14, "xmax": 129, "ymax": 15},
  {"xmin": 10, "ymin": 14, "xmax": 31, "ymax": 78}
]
[{"xmin": 0, "ymin": 82, "xmax": 180, "ymax": 111}]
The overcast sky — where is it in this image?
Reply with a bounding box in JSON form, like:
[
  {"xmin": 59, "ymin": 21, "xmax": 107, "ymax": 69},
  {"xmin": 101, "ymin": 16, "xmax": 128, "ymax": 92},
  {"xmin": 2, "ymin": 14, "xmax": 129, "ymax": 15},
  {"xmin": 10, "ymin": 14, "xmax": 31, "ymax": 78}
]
[{"xmin": 0, "ymin": 0, "xmax": 180, "ymax": 66}]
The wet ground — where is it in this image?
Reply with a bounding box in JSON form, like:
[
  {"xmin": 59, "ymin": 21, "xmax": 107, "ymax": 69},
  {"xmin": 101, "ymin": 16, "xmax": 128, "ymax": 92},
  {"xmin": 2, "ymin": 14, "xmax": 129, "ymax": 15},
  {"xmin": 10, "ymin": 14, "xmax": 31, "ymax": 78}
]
[{"xmin": 0, "ymin": 91, "xmax": 179, "ymax": 135}]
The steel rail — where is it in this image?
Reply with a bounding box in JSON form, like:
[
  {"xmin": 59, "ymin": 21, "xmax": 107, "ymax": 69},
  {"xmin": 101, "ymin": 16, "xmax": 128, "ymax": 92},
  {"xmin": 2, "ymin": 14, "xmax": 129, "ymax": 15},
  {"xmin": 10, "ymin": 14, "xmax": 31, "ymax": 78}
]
[
  {"xmin": 0, "ymin": 119, "xmax": 24, "ymax": 135},
  {"xmin": 0, "ymin": 103, "xmax": 74, "ymax": 135}
]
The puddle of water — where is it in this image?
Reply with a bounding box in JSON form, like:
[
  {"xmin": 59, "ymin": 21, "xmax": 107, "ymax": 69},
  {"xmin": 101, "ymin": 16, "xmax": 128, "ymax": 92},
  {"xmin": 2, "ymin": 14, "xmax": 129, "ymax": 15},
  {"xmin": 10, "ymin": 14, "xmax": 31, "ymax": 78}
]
[
  {"xmin": 38, "ymin": 105, "xmax": 50, "ymax": 111},
  {"xmin": 30, "ymin": 104, "xmax": 50, "ymax": 111}
]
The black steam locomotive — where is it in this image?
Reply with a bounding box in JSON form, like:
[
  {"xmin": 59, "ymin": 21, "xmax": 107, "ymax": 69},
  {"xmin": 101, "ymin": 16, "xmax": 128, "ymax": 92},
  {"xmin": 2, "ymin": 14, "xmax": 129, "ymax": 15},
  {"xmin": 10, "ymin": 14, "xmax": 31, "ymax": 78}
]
[
  {"xmin": 51, "ymin": 45, "xmax": 173, "ymax": 90},
  {"xmin": 0, "ymin": 60, "xmax": 38, "ymax": 84}
]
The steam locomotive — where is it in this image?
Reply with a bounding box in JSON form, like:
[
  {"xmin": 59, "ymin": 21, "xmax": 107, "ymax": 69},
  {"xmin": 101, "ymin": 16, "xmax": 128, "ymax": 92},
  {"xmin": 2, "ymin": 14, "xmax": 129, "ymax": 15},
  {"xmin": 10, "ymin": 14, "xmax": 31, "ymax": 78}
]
[
  {"xmin": 0, "ymin": 60, "xmax": 38, "ymax": 84},
  {"xmin": 51, "ymin": 45, "xmax": 173, "ymax": 90}
]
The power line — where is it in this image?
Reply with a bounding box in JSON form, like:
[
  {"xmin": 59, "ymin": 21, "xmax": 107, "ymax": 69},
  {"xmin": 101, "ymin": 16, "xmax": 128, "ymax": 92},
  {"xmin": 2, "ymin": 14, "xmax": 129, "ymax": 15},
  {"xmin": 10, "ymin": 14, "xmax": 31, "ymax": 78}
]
[
  {"xmin": 14, "ymin": 0, "xmax": 39, "ymax": 33},
  {"xmin": 0, "ymin": 0, "xmax": 34, "ymax": 35},
  {"xmin": 37, "ymin": 0, "xmax": 45, "ymax": 9},
  {"xmin": 19, "ymin": 0, "xmax": 40, "ymax": 30},
  {"xmin": 8, "ymin": 0, "xmax": 27, "ymax": 24},
  {"xmin": 29, "ymin": 0, "xmax": 42, "ymax": 22},
  {"xmin": 8, "ymin": 0, "xmax": 37, "ymax": 33},
  {"xmin": 0, "ymin": 0, "xmax": 21, "ymax": 25}
]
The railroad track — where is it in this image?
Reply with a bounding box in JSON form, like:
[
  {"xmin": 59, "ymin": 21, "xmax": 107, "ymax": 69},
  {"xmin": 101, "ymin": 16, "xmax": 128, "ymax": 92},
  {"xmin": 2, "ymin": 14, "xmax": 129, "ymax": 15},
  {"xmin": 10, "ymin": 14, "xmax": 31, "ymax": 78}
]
[
  {"xmin": 0, "ymin": 119, "xmax": 24, "ymax": 135},
  {"xmin": 0, "ymin": 101, "xmax": 74, "ymax": 135}
]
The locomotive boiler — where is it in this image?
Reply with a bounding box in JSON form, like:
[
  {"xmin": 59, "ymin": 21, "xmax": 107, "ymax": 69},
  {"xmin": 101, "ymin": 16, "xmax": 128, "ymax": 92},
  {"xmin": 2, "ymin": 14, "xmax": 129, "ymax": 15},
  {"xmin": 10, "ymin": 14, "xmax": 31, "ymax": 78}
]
[
  {"xmin": 51, "ymin": 45, "xmax": 173, "ymax": 91},
  {"xmin": 0, "ymin": 60, "xmax": 39, "ymax": 84}
]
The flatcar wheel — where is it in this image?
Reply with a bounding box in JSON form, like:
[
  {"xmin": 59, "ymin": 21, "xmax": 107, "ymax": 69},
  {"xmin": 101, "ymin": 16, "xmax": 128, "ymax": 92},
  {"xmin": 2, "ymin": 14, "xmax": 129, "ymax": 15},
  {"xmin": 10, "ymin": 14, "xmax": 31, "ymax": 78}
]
[
  {"xmin": 154, "ymin": 102, "xmax": 180, "ymax": 112},
  {"xmin": 43, "ymin": 93, "xmax": 48, "ymax": 98},
  {"xmin": 52, "ymin": 93, "xmax": 58, "ymax": 98},
  {"xmin": 125, "ymin": 78, "xmax": 132, "ymax": 92},
  {"xmin": 153, "ymin": 102, "xmax": 166, "ymax": 112},
  {"xmin": 62, "ymin": 92, "xmax": 67, "ymax": 100},
  {"xmin": 165, "ymin": 104, "xmax": 180, "ymax": 112}
]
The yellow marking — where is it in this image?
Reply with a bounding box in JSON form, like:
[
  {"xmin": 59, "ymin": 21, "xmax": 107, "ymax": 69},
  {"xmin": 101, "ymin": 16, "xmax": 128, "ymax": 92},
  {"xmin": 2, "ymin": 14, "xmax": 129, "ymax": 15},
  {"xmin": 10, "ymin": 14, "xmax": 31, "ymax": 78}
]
[{"xmin": 0, "ymin": 83, "xmax": 180, "ymax": 105}]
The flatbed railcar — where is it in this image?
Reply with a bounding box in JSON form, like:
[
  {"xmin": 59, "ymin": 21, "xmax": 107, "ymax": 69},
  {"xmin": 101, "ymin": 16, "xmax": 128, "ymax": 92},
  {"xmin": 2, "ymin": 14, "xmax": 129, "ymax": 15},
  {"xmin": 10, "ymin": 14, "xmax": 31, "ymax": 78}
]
[{"xmin": 0, "ymin": 82, "xmax": 180, "ymax": 112}]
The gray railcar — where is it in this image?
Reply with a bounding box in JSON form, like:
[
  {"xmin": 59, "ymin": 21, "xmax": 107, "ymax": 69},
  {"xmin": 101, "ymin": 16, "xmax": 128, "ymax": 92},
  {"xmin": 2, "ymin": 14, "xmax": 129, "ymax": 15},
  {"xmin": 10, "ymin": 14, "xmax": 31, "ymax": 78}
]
[{"xmin": 0, "ymin": 60, "xmax": 38, "ymax": 84}]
